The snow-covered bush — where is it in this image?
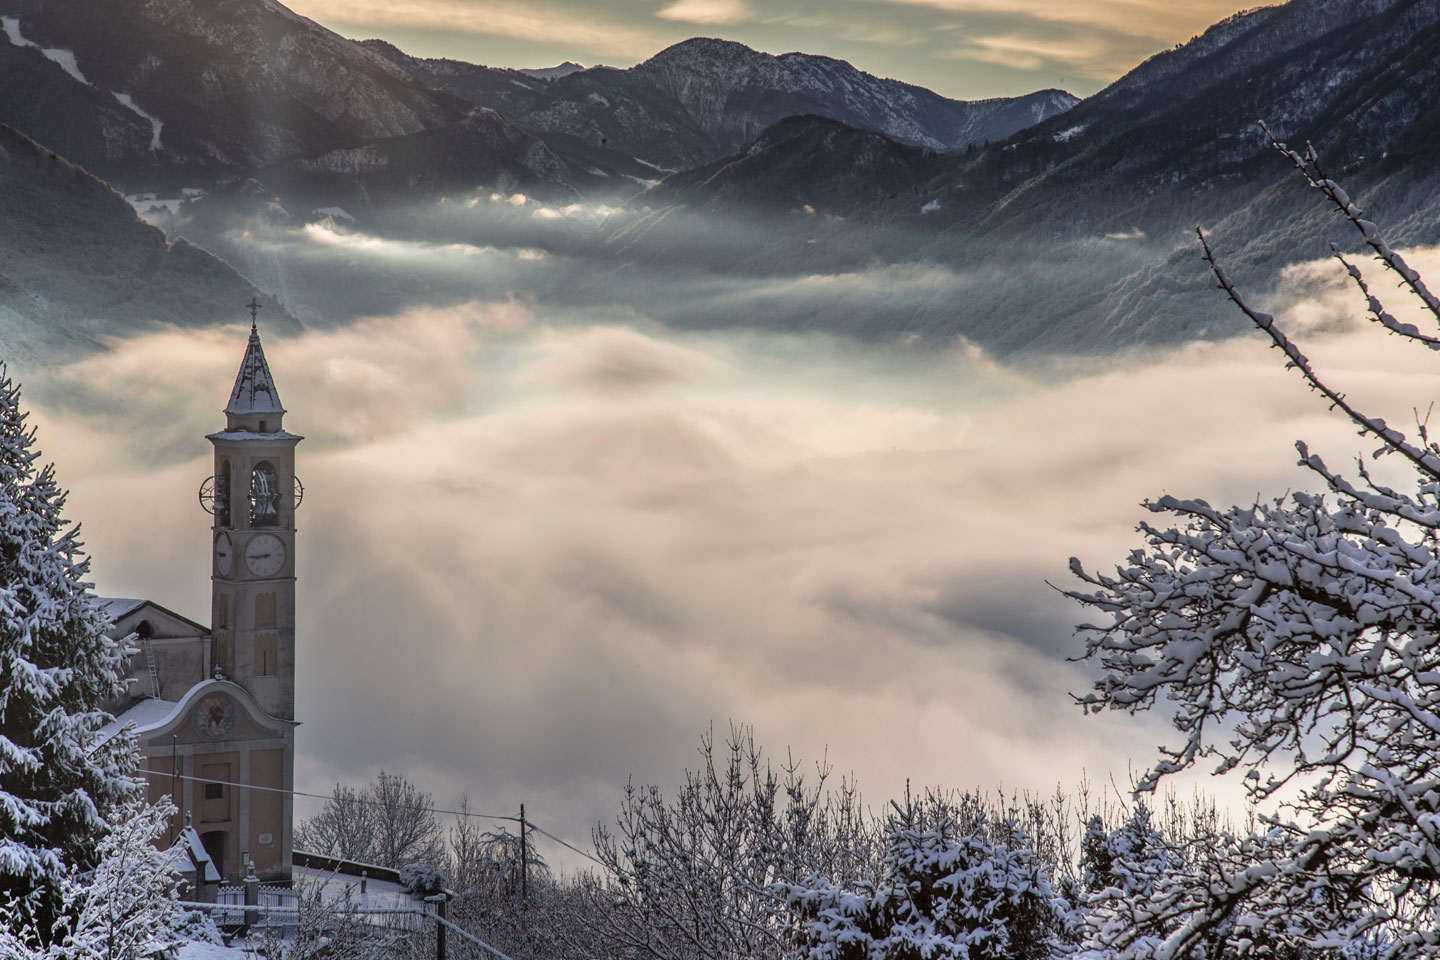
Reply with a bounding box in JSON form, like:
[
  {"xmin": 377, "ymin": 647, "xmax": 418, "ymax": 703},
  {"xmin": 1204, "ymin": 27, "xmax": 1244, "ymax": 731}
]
[
  {"xmin": 170, "ymin": 908, "xmax": 224, "ymax": 946},
  {"xmin": 1069, "ymin": 130, "xmax": 1440, "ymax": 956},
  {"xmin": 399, "ymin": 862, "xmax": 447, "ymax": 897},
  {"xmin": 594, "ymin": 724, "xmax": 874, "ymax": 960},
  {"xmin": 1078, "ymin": 806, "xmax": 1174, "ymax": 903},
  {"xmin": 781, "ymin": 790, "xmax": 1065, "ymax": 960}
]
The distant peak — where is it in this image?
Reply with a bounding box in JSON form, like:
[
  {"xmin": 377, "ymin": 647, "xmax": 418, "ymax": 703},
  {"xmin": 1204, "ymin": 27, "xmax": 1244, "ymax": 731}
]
[
  {"xmin": 643, "ymin": 36, "xmax": 763, "ymax": 64},
  {"xmin": 516, "ymin": 61, "xmax": 586, "ymax": 80}
]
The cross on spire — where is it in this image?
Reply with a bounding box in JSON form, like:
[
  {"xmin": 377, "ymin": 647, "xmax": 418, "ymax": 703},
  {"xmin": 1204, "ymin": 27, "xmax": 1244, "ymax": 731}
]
[{"xmin": 246, "ymin": 297, "xmax": 262, "ymax": 332}]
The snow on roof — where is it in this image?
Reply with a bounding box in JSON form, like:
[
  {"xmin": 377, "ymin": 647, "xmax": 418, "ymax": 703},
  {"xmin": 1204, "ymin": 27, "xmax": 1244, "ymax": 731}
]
[
  {"xmin": 292, "ymin": 864, "xmax": 415, "ymax": 910},
  {"xmin": 225, "ymin": 324, "xmax": 286, "ymax": 417},
  {"xmin": 100, "ymin": 696, "xmax": 182, "ymax": 740},
  {"xmin": 174, "ymin": 826, "xmax": 222, "ymax": 883},
  {"xmin": 95, "ymin": 597, "xmax": 146, "ymax": 621},
  {"xmin": 203, "ymin": 430, "xmax": 303, "ymax": 443}
]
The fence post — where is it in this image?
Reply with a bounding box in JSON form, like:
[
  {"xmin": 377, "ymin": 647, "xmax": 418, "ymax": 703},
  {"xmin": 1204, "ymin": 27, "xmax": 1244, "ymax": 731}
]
[
  {"xmin": 243, "ymin": 858, "xmax": 259, "ymax": 929},
  {"xmin": 425, "ymin": 893, "xmax": 448, "ymax": 960}
]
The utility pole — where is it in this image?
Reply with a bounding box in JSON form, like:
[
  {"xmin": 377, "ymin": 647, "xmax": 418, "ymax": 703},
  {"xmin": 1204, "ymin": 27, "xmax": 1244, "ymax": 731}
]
[
  {"xmin": 519, "ymin": 804, "xmax": 528, "ymax": 902},
  {"xmin": 170, "ymin": 734, "xmax": 179, "ymax": 845}
]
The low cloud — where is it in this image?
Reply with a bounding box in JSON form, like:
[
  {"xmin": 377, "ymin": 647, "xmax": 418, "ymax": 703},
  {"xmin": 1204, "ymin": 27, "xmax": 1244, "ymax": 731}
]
[{"xmin": 656, "ymin": 0, "xmax": 755, "ymax": 26}]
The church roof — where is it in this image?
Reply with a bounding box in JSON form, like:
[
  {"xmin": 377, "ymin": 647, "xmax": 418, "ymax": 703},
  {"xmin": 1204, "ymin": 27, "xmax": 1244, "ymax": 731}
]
[
  {"xmin": 99, "ymin": 679, "xmax": 298, "ymax": 743},
  {"xmin": 225, "ymin": 323, "xmax": 286, "ymax": 417},
  {"xmin": 101, "ymin": 696, "xmax": 183, "ymax": 740},
  {"xmin": 95, "ymin": 597, "xmax": 146, "ymax": 621}
]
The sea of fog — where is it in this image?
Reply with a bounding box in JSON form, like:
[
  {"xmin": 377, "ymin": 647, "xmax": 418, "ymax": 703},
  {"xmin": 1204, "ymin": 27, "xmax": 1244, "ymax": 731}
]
[{"xmin": 19, "ymin": 199, "xmax": 1440, "ymax": 868}]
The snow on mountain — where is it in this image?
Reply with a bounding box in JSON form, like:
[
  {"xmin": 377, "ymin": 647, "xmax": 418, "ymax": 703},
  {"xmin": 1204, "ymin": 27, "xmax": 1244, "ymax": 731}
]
[
  {"xmin": 0, "ymin": 0, "xmax": 450, "ymax": 184},
  {"xmin": 0, "ymin": 0, "xmax": 583, "ymax": 204}
]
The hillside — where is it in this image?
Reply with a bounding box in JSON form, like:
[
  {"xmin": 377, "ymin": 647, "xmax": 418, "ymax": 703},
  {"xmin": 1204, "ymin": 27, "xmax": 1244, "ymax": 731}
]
[{"xmin": 0, "ymin": 123, "xmax": 289, "ymax": 354}]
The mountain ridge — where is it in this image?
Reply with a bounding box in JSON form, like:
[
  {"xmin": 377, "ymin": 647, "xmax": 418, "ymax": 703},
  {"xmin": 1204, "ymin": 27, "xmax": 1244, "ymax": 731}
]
[{"xmin": 361, "ymin": 35, "xmax": 1078, "ymax": 174}]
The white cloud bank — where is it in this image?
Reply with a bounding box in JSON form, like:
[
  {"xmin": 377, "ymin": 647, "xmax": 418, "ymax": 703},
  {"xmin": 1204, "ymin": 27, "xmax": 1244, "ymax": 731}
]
[{"xmin": 24, "ymin": 242, "xmax": 1440, "ymax": 866}]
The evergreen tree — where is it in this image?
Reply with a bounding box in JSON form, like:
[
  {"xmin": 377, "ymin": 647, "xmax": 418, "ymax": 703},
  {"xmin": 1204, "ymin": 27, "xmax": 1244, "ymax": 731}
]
[
  {"xmin": 1079, "ymin": 805, "xmax": 1171, "ymax": 900},
  {"xmin": 782, "ymin": 792, "xmax": 1064, "ymax": 960},
  {"xmin": 0, "ymin": 368, "xmax": 135, "ymax": 938}
]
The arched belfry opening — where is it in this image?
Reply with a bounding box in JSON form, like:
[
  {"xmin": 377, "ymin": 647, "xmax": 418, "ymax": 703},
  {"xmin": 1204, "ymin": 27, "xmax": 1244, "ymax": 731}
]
[{"xmin": 249, "ymin": 460, "xmax": 280, "ymax": 527}]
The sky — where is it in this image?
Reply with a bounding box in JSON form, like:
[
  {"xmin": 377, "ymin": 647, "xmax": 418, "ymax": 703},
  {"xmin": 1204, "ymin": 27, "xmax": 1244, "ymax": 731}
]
[{"xmin": 283, "ymin": 0, "xmax": 1259, "ymax": 99}]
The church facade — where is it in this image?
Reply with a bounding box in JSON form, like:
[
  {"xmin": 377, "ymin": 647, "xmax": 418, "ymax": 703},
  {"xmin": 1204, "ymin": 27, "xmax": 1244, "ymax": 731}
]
[{"xmin": 101, "ymin": 319, "xmax": 301, "ymax": 883}]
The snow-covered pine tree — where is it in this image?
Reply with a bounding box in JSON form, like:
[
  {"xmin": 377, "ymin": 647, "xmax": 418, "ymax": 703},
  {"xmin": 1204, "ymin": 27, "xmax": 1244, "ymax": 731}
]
[
  {"xmin": 1078, "ymin": 806, "xmax": 1172, "ymax": 901},
  {"xmin": 781, "ymin": 791, "xmax": 1064, "ymax": 960},
  {"xmin": 0, "ymin": 367, "xmax": 136, "ymax": 939}
]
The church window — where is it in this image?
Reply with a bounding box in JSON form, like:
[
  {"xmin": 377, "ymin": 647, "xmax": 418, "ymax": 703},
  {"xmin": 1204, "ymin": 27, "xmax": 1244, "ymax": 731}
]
[
  {"xmin": 256, "ymin": 593, "xmax": 276, "ymax": 628},
  {"xmin": 200, "ymin": 763, "xmax": 230, "ymax": 822},
  {"xmin": 249, "ymin": 461, "xmax": 280, "ymax": 527},
  {"xmin": 255, "ymin": 633, "xmax": 277, "ymax": 677},
  {"xmin": 136, "ymin": 620, "xmax": 153, "ymax": 640}
]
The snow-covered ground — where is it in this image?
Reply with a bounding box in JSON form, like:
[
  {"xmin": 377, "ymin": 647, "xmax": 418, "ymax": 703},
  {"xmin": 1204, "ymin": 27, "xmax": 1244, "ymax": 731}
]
[
  {"xmin": 126, "ymin": 189, "xmax": 205, "ymax": 215},
  {"xmin": 178, "ymin": 943, "xmax": 251, "ymax": 960},
  {"xmin": 1, "ymin": 16, "xmax": 89, "ymax": 85}
]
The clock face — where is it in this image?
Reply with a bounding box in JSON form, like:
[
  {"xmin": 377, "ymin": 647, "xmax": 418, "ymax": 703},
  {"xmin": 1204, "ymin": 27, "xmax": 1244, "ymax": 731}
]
[
  {"xmin": 245, "ymin": 533, "xmax": 286, "ymax": 578},
  {"xmin": 215, "ymin": 532, "xmax": 233, "ymax": 576}
]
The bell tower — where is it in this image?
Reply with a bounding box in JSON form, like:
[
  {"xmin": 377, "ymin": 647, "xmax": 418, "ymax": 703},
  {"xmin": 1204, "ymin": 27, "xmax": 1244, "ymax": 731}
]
[{"xmin": 202, "ymin": 305, "xmax": 302, "ymax": 722}]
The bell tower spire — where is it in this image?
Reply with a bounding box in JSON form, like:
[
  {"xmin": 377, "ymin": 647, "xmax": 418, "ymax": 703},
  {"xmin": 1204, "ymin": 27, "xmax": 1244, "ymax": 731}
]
[
  {"xmin": 225, "ymin": 302, "xmax": 286, "ymax": 435},
  {"xmin": 203, "ymin": 312, "xmax": 303, "ymax": 722}
]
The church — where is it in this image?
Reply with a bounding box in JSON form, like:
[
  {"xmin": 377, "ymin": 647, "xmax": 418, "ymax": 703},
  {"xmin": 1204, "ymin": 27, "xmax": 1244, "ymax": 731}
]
[{"xmin": 100, "ymin": 315, "xmax": 301, "ymax": 884}]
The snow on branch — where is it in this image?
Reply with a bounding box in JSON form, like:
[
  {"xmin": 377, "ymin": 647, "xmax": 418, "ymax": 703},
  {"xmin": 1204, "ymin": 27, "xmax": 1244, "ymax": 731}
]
[
  {"xmin": 1197, "ymin": 228, "xmax": 1440, "ymax": 480},
  {"xmin": 1261, "ymin": 121, "xmax": 1440, "ymax": 329},
  {"xmin": 1071, "ymin": 142, "xmax": 1440, "ymax": 957}
]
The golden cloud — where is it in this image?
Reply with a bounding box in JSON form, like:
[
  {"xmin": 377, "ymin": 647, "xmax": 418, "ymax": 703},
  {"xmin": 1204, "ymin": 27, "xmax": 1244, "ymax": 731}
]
[
  {"xmin": 284, "ymin": 0, "xmax": 669, "ymax": 56},
  {"xmin": 655, "ymin": 0, "xmax": 756, "ymax": 26}
]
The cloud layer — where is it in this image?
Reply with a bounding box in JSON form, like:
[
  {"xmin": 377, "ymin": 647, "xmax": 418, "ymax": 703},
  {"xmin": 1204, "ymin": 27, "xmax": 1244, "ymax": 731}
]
[{"xmin": 24, "ymin": 237, "xmax": 1440, "ymax": 866}]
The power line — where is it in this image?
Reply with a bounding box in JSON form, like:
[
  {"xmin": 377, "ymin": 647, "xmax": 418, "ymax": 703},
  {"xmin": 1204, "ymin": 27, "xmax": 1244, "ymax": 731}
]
[
  {"xmin": 142, "ymin": 768, "xmax": 603, "ymax": 865},
  {"xmin": 528, "ymin": 822, "xmax": 604, "ymax": 869},
  {"xmin": 141, "ymin": 769, "xmax": 521, "ymax": 823}
]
